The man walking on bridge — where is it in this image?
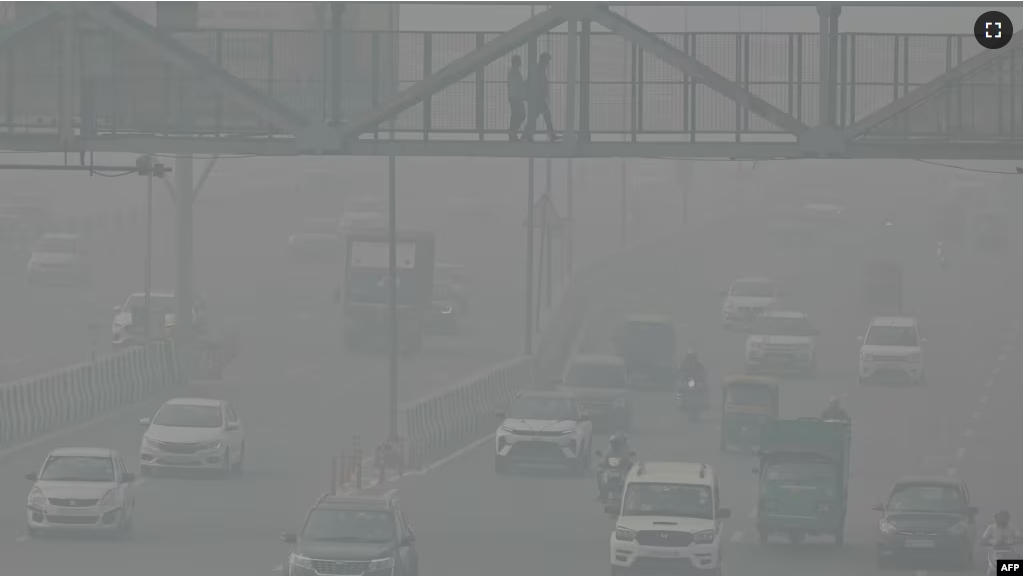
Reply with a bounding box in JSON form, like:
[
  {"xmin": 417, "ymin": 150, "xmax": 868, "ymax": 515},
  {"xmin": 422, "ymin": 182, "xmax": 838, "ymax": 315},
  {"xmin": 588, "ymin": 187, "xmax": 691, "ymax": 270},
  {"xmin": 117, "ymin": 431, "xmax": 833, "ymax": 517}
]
[
  {"xmin": 507, "ymin": 54, "xmax": 527, "ymax": 141},
  {"xmin": 523, "ymin": 52, "xmax": 557, "ymax": 142}
]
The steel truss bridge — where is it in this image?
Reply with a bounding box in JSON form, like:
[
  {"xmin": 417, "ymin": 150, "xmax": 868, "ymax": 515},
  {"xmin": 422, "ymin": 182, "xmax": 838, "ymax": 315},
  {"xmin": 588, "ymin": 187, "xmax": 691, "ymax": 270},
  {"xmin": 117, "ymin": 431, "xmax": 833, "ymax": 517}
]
[{"xmin": 0, "ymin": 2, "xmax": 1020, "ymax": 160}]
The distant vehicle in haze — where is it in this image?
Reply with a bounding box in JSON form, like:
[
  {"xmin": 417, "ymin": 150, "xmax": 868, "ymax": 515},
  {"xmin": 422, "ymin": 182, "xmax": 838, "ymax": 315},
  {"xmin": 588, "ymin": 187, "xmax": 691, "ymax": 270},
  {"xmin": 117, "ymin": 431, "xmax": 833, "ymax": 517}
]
[
  {"xmin": 858, "ymin": 316, "xmax": 924, "ymax": 386},
  {"xmin": 743, "ymin": 310, "xmax": 819, "ymax": 376},
  {"xmin": 112, "ymin": 292, "xmax": 206, "ymax": 348},
  {"xmin": 25, "ymin": 447, "xmax": 136, "ymax": 537},
  {"xmin": 721, "ymin": 277, "xmax": 780, "ymax": 329},
  {"xmin": 139, "ymin": 398, "xmax": 244, "ymax": 476},
  {"xmin": 557, "ymin": 354, "xmax": 631, "ymax": 433},
  {"xmin": 612, "ymin": 314, "xmax": 677, "ymax": 390},
  {"xmin": 288, "ymin": 217, "xmax": 343, "ymax": 262},
  {"xmin": 27, "ymin": 233, "xmax": 90, "ymax": 286}
]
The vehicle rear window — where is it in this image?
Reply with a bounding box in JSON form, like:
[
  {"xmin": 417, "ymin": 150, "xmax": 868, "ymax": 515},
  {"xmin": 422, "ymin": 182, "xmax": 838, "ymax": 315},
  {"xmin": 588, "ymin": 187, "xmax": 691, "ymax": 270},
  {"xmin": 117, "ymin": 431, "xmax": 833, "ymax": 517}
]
[
  {"xmin": 725, "ymin": 384, "xmax": 775, "ymax": 407},
  {"xmin": 565, "ymin": 363, "xmax": 626, "ymax": 389}
]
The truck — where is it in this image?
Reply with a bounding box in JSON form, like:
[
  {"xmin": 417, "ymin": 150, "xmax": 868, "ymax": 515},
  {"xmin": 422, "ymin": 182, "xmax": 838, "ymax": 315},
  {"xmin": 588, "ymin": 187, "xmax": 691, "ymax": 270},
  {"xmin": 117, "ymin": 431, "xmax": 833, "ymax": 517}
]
[
  {"xmin": 341, "ymin": 230, "xmax": 435, "ymax": 355},
  {"xmin": 863, "ymin": 260, "xmax": 903, "ymax": 316},
  {"xmin": 754, "ymin": 418, "xmax": 851, "ymax": 546}
]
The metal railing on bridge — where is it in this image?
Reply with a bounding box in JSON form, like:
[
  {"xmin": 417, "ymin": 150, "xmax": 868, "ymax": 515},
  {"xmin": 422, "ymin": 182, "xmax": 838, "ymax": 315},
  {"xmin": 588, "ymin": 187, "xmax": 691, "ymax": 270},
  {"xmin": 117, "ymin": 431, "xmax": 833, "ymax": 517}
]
[{"xmin": 3, "ymin": 29, "xmax": 1019, "ymax": 142}]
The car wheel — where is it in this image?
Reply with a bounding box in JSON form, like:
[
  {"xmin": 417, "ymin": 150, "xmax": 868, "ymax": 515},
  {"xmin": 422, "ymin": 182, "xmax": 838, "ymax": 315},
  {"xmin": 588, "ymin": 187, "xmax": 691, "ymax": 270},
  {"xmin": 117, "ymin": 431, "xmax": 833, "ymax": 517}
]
[{"xmin": 232, "ymin": 443, "xmax": 244, "ymax": 473}]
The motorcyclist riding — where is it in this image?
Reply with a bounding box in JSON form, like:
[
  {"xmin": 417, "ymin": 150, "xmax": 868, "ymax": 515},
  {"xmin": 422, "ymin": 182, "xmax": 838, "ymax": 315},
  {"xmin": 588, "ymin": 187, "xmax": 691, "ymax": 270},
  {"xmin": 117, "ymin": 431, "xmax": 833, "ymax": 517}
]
[
  {"xmin": 596, "ymin": 433, "xmax": 633, "ymax": 502},
  {"xmin": 820, "ymin": 397, "xmax": 850, "ymax": 422},
  {"xmin": 679, "ymin": 350, "xmax": 707, "ymax": 389},
  {"xmin": 983, "ymin": 510, "xmax": 1021, "ymax": 548}
]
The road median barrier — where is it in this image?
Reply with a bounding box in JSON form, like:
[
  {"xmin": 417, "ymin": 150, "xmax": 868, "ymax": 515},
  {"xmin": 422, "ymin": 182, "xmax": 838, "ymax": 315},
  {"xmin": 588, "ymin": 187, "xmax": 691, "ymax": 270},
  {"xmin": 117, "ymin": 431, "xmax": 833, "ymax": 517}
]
[{"xmin": 0, "ymin": 339, "xmax": 185, "ymax": 450}]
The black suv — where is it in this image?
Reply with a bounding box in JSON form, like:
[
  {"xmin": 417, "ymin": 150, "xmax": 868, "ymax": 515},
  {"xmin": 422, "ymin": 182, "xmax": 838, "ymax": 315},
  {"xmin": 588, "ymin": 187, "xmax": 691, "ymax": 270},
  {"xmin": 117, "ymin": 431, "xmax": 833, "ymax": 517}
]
[
  {"xmin": 874, "ymin": 475, "xmax": 977, "ymax": 570},
  {"xmin": 281, "ymin": 494, "xmax": 418, "ymax": 576}
]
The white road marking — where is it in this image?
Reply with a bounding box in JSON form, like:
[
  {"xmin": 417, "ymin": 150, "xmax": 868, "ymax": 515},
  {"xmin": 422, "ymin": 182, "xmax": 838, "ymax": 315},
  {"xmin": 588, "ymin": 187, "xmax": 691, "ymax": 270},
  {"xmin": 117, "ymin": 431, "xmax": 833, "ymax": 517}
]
[
  {"xmin": 273, "ymin": 565, "xmax": 283, "ymax": 574},
  {"xmin": 955, "ymin": 448, "xmax": 965, "ymax": 460},
  {"xmin": 971, "ymin": 411, "xmax": 980, "ymax": 419},
  {"xmin": 964, "ymin": 429, "xmax": 973, "ymax": 437},
  {"xmin": 997, "ymin": 354, "xmax": 1006, "ymax": 362},
  {"xmin": 979, "ymin": 395, "xmax": 988, "ymax": 403},
  {"xmin": 730, "ymin": 530, "xmax": 745, "ymax": 543},
  {"xmin": 15, "ymin": 534, "xmax": 28, "ymax": 543},
  {"xmin": 985, "ymin": 380, "xmax": 994, "ymax": 388},
  {"xmin": 990, "ymin": 367, "xmax": 1000, "ymax": 375}
]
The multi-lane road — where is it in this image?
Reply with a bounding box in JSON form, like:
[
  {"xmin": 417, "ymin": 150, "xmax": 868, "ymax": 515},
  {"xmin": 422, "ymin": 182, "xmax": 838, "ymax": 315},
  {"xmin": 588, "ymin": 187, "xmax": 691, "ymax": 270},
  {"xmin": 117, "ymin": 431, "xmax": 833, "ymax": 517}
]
[
  {"xmin": 359, "ymin": 170, "xmax": 1020, "ymax": 576},
  {"xmin": 0, "ymin": 154, "xmax": 701, "ymax": 574}
]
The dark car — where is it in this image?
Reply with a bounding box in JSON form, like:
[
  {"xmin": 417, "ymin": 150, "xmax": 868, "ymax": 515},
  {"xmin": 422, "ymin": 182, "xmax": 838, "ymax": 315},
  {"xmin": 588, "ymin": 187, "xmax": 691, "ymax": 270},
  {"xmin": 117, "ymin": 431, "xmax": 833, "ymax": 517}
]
[
  {"xmin": 874, "ymin": 475, "xmax": 977, "ymax": 571},
  {"xmin": 612, "ymin": 315, "xmax": 677, "ymax": 390},
  {"xmin": 281, "ymin": 494, "xmax": 418, "ymax": 576},
  {"xmin": 557, "ymin": 355, "xmax": 631, "ymax": 433}
]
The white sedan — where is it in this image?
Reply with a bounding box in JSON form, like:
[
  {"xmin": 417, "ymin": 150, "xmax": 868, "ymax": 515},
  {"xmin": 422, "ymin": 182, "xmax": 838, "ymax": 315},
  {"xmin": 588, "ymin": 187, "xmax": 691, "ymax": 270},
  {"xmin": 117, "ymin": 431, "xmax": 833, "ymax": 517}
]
[
  {"xmin": 25, "ymin": 447, "xmax": 136, "ymax": 537},
  {"xmin": 140, "ymin": 397, "xmax": 245, "ymax": 476}
]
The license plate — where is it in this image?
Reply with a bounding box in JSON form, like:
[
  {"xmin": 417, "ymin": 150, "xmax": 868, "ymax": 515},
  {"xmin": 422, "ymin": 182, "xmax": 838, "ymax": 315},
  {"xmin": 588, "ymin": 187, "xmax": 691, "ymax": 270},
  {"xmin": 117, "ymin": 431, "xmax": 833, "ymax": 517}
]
[
  {"xmin": 52, "ymin": 507, "xmax": 92, "ymax": 516},
  {"xmin": 644, "ymin": 549, "xmax": 682, "ymax": 558},
  {"xmin": 904, "ymin": 540, "xmax": 935, "ymax": 548}
]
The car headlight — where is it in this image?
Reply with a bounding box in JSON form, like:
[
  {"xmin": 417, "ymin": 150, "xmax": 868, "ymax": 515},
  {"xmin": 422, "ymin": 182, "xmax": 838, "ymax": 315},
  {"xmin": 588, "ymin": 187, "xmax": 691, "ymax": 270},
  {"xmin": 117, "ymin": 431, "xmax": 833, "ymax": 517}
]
[
  {"xmin": 906, "ymin": 353, "xmax": 921, "ymax": 364},
  {"xmin": 142, "ymin": 436, "xmax": 159, "ymax": 449},
  {"xmin": 558, "ymin": 429, "xmax": 576, "ymax": 436},
  {"xmin": 289, "ymin": 554, "xmax": 314, "ymax": 570},
  {"xmin": 947, "ymin": 521, "xmax": 967, "ymax": 535},
  {"xmin": 615, "ymin": 527, "xmax": 637, "ymax": 542},
  {"xmin": 723, "ymin": 302, "xmax": 736, "ymax": 312},
  {"xmin": 860, "ymin": 351, "xmax": 870, "ymax": 361},
  {"xmin": 693, "ymin": 530, "xmax": 715, "ymax": 545},
  {"xmin": 98, "ymin": 489, "xmax": 119, "ymax": 507},
  {"xmin": 368, "ymin": 557, "xmax": 395, "ymax": 572},
  {"xmin": 198, "ymin": 441, "xmax": 223, "ymax": 451},
  {"xmin": 28, "ymin": 487, "xmax": 46, "ymax": 508},
  {"xmin": 500, "ymin": 426, "xmax": 515, "ymax": 434},
  {"xmin": 879, "ymin": 519, "xmax": 896, "ymax": 533}
]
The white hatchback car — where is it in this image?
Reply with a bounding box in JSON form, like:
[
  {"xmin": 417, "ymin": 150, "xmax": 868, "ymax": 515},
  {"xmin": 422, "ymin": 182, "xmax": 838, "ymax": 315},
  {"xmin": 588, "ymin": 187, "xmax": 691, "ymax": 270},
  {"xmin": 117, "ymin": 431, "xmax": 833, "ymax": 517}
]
[
  {"xmin": 25, "ymin": 447, "xmax": 136, "ymax": 537},
  {"xmin": 858, "ymin": 316, "xmax": 925, "ymax": 385},
  {"xmin": 140, "ymin": 398, "xmax": 244, "ymax": 476}
]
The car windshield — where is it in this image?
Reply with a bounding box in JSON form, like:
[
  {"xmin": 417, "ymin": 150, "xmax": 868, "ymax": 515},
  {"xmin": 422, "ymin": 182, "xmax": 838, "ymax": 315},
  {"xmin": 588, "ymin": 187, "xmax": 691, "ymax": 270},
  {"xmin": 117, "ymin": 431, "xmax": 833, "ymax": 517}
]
[
  {"xmin": 35, "ymin": 237, "xmax": 77, "ymax": 253},
  {"xmin": 888, "ymin": 485, "xmax": 964, "ymax": 513},
  {"xmin": 153, "ymin": 404, "xmax": 223, "ymax": 428},
  {"xmin": 301, "ymin": 220, "xmax": 338, "ymax": 234},
  {"xmin": 507, "ymin": 397, "xmax": 577, "ymax": 421},
  {"xmin": 750, "ymin": 316, "xmax": 814, "ymax": 337},
  {"xmin": 39, "ymin": 456, "xmax": 115, "ymax": 483},
  {"xmin": 622, "ymin": 482, "xmax": 714, "ymax": 519},
  {"xmin": 124, "ymin": 294, "xmax": 176, "ymax": 313},
  {"xmin": 725, "ymin": 383, "xmax": 775, "ymax": 407},
  {"xmin": 730, "ymin": 281, "xmax": 774, "ymax": 298},
  {"xmin": 866, "ymin": 325, "xmax": 918, "ymax": 347},
  {"xmin": 565, "ymin": 363, "xmax": 626, "ymax": 389},
  {"xmin": 764, "ymin": 462, "xmax": 836, "ymax": 482},
  {"xmin": 303, "ymin": 509, "xmax": 395, "ymax": 543}
]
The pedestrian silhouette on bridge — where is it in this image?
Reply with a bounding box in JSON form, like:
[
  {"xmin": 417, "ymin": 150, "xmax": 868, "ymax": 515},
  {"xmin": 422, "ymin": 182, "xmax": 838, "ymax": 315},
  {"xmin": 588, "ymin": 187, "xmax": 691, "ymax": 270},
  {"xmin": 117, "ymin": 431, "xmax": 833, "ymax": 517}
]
[
  {"xmin": 507, "ymin": 54, "xmax": 527, "ymax": 141},
  {"xmin": 523, "ymin": 52, "xmax": 557, "ymax": 142}
]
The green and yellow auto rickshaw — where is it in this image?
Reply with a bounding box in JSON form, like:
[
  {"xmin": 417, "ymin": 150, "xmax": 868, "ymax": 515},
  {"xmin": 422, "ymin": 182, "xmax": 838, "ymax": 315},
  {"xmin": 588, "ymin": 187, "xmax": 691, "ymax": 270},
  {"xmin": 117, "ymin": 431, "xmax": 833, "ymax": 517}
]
[{"xmin": 719, "ymin": 376, "xmax": 780, "ymax": 454}]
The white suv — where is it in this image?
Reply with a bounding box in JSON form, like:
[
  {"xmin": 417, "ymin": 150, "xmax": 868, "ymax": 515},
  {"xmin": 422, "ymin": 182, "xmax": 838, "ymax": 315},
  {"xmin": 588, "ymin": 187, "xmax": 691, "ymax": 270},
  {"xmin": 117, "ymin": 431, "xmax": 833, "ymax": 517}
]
[
  {"xmin": 140, "ymin": 398, "xmax": 245, "ymax": 476},
  {"xmin": 721, "ymin": 277, "xmax": 780, "ymax": 328},
  {"xmin": 495, "ymin": 391, "xmax": 592, "ymax": 474},
  {"xmin": 608, "ymin": 462, "xmax": 730, "ymax": 575},
  {"xmin": 744, "ymin": 311, "xmax": 818, "ymax": 376},
  {"xmin": 858, "ymin": 316, "xmax": 924, "ymax": 385}
]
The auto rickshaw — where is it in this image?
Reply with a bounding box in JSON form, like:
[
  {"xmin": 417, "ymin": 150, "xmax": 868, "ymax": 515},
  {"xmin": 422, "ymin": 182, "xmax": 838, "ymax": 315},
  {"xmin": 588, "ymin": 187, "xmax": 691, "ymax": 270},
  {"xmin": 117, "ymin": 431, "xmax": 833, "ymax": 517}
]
[{"xmin": 719, "ymin": 376, "xmax": 780, "ymax": 454}]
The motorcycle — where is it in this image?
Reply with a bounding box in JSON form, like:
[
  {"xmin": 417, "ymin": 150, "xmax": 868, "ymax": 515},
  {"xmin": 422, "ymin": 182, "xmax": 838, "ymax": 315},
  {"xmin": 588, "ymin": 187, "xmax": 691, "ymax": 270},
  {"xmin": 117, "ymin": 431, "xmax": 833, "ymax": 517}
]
[
  {"xmin": 987, "ymin": 543, "xmax": 1019, "ymax": 576},
  {"xmin": 676, "ymin": 379, "xmax": 707, "ymax": 422},
  {"xmin": 595, "ymin": 450, "xmax": 633, "ymax": 506}
]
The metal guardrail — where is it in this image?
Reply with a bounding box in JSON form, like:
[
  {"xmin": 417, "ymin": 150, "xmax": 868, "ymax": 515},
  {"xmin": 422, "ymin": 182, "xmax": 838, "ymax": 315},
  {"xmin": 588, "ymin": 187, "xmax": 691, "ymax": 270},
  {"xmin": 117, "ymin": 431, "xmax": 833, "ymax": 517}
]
[{"xmin": 0, "ymin": 339, "xmax": 185, "ymax": 448}]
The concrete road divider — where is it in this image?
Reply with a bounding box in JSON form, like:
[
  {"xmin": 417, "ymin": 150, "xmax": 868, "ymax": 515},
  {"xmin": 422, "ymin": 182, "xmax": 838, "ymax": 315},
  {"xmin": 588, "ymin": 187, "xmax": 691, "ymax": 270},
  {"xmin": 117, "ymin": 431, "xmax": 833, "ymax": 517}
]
[{"xmin": 0, "ymin": 339, "xmax": 184, "ymax": 449}]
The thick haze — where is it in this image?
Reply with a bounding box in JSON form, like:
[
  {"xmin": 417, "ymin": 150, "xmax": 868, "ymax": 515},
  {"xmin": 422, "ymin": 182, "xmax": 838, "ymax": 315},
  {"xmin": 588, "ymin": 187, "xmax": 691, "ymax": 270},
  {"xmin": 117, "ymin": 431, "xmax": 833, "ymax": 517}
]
[{"xmin": 0, "ymin": 3, "xmax": 1020, "ymax": 577}]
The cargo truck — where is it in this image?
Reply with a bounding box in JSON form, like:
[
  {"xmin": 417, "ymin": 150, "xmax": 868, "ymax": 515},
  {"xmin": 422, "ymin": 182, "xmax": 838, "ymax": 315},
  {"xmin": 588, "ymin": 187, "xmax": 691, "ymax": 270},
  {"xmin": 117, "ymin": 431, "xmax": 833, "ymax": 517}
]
[{"xmin": 754, "ymin": 417, "xmax": 851, "ymax": 546}]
